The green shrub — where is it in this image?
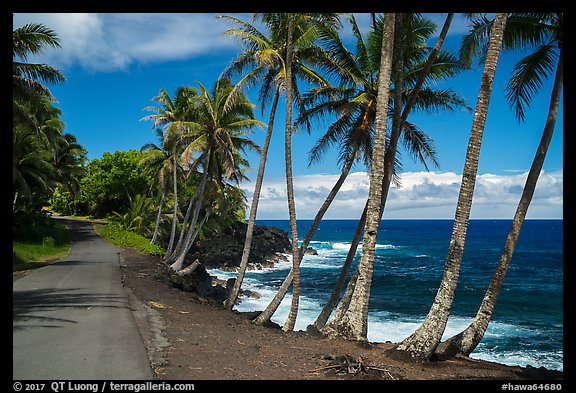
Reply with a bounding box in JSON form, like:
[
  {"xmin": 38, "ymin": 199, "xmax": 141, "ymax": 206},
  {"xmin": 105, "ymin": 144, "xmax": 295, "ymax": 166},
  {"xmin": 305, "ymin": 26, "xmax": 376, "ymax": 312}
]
[
  {"xmin": 48, "ymin": 187, "xmax": 76, "ymax": 216},
  {"xmin": 95, "ymin": 222, "xmax": 164, "ymax": 256},
  {"xmin": 12, "ymin": 219, "xmax": 71, "ymax": 271}
]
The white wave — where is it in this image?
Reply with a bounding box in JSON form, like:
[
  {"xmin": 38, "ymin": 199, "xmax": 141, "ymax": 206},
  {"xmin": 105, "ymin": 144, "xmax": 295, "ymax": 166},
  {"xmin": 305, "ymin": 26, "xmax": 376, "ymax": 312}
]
[
  {"xmin": 328, "ymin": 241, "xmax": 399, "ymax": 251},
  {"xmin": 308, "ymin": 240, "xmax": 332, "ymax": 247},
  {"xmin": 365, "ymin": 313, "xmax": 562, "ymax": 371},
  {"xmin": 375, "ymin": 244, "xmax": 400, "ymax": 250},
  {"xmin": 233, "ymin": 286, "xmax": 322, "ymax": 332},
  {"xmin": 331, "ymin": 242, "xmax": 355, "ymax": 250},
  {"xmin": 471, "ymin": 349, "xmax": 563, "ymax": 372}
]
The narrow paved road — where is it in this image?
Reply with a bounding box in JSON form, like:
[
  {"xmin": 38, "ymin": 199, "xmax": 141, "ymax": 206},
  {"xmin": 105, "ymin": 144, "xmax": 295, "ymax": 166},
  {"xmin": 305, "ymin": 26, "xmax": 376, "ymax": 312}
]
[{"xmin": 13, "ymin": 217, "xmax": 154, "ymax": 380}]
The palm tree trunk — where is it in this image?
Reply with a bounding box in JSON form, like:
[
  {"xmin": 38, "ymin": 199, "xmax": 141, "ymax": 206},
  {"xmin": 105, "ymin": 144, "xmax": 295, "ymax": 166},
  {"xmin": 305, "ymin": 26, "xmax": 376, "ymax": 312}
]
[
  {"xmin": 299, "ymin": 152, "xmax": 356, "ymax": 259},
  {"xmin": 170, "ymin": 191, "xmax": 198, "ymax": 262},
  {"xmin": 435, "ymin": 46, "xmax": 563, "ymax": 360},
  {"xmin": 321, "ymin": 13, "xmax": 453, "ymax": 338},
  {"xmin": 224, "ymin": 88, "xmax": 280, "ymax": 310},
  {"xmin": 312, "ymin": 200, "xmax": 367, "ymax": 331},
  {"xmin": 170, "ymin": 150, "xmax": 211, "ymax": 272},
  {"xmin": 281, "ymin": 14, "xmax": 301, "ymax": 333},
  {"xmin": 395, "ymin": 13, "xmax": 508, "ymax": 360},
  {"xmin": 164, "ymin": 152, "xmax": 179, "ymax": 259},
  {"xmin": 151, "ymin": 192, "xmax": 165, "ymax": 244},
  {"xmin": 253, "ymin": 151, "xmax": 356, "ymax": 326},
  {"xmin": 320, "ymin": 13, "xmax": 396, "ymax": 342}
]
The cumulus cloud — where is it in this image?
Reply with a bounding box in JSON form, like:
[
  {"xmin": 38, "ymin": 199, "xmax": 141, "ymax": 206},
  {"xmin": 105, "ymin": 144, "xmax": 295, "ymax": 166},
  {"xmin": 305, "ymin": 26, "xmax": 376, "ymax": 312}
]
[
  {"xmin": 13, "ymin": 13, "xmax": 241, "ymax": 72},
  {"xmin": 13, "ymin": 13, "xmax": 472, "ymax": 73},
  {"xmin": 239, "ymin": 170, "xmax": 563, "ymax": 219}
]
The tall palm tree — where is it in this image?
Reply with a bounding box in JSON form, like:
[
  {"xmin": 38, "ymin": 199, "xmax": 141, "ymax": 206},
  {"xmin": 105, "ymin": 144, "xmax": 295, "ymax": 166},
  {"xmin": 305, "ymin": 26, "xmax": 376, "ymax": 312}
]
[
  {"xmin": 13, "ymin": 23, "xmax": 65, "ymax": 133},
  {"xmin": 140, "ymin": 128, "xmax": 176, "ymax": 245},
  {"xmin": 142, "ymin": 86, "xmax": 198, "ymax": 258},
  {"xmin": 319, "ymin": 12, "xmax": 397, "ymax": 341},
  {"xmin": 306, "ymin": 13, "xmax": 460, "ymax": 334},
  {"xmin": 394, "ymin": 13, "xmax": 509, "ymax": 361},
  {"xmin": 242, "ymin": 14, "xmax": 349, "ymax": 329},
  {"xmin": 219, "ymin": 13, "xmax": 340, "ymax": 311},
  {"xmin": 169, "ymin": 78, "xmax": 262, "ymax": 272},
  {"xmin": 436, "ymin": 12, "xmax": 563, "ymax": 360},
  {"xmin": 280, "ymin": 14, "xmax": 301, "ymax": 332}
]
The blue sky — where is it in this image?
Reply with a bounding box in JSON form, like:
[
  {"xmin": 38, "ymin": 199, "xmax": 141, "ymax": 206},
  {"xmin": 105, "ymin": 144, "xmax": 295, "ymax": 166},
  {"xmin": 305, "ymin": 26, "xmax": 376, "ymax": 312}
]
[{"xmin": 13, "ymin": 13, "xmax": 563, "ymax": 219}]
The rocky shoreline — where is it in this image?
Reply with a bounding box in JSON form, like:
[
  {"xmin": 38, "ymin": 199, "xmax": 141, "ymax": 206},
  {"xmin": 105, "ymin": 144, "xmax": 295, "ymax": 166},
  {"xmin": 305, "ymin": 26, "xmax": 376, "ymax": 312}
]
[
  {"xmin": 156, "ymin": 222, "xmax": 293, "ymax": 304},
  {"xmin": 186, "ymin": 221, "xmax": 292, "ymax": 271}
]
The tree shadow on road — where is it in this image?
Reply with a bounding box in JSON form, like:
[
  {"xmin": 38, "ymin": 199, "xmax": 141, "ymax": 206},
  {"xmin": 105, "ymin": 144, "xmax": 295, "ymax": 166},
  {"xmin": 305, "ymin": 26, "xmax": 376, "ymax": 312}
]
[{"xmin": 13, "ymin": 287, "xmax": 129, "ymax": 331}]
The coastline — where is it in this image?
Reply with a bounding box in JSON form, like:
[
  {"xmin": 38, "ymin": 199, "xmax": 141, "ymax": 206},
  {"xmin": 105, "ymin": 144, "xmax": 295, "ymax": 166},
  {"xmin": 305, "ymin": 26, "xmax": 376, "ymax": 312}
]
[{"xmin": 119, "ymin": 247, "xmax": 563, "ymax": 381}]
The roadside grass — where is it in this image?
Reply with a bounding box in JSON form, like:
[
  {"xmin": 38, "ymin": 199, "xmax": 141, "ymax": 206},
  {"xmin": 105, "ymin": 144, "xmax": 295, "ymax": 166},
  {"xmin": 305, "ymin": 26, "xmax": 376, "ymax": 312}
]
[
  {"xmin": 13, "ymin": 219, "xmax": 71, "ymax": 272},
  {"xmin": 94, "ymin": 222, "xmax": 164, "ymax": 256}
]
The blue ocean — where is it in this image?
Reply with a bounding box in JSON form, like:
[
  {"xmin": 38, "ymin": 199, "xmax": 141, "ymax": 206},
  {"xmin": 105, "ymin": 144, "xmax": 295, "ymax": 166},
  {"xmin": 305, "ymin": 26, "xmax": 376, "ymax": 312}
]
[{"xmin": 209, "ymin": 219, "xmax": 563, "ymax": 371}]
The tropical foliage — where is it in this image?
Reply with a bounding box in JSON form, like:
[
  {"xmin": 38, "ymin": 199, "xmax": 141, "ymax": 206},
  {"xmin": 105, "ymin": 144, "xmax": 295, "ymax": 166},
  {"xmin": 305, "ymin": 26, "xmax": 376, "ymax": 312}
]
[{"xmin": 12, "ymin": 23, "xmax": 86, "ymax": 231}]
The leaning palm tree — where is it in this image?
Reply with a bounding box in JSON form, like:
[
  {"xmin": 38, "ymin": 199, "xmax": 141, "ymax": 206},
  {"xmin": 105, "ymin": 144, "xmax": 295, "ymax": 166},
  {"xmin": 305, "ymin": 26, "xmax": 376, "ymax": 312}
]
[
  {"xmin": 169, "ymin": 78, "xmax": 262, "ymax": 272},
  {"xmin": 219, "ymin": 13, "xmax": 287, "ymax": 309},
  {"xmin": 219, "ymin": 13, "xmax": 340, "ymax": 312},
  {"xmin": 393, "ymin": 13, "xmax": 509, "ymax": 361},
  {"xmin": 13, "ymin": 23, "xmax": 65, "ymax": 133},
  {"xmin": 436, "ymin": 12, "xmax": 563, "ymax": 360}
]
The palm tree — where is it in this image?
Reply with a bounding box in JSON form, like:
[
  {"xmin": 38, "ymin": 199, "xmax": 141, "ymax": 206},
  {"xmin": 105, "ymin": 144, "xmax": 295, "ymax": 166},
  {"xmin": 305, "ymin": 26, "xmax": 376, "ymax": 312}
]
[
  {"xmin": 142, "ymin": 86, "xmax": 198, "ymax": 258},
  {"xmin": 13, "ymin": 126, "xmax": 54, "ymax": 210},
  {"xmin": 237, "ymin": 14, "xmax": 349, "ymax": 330},
  {"xmin": 306, "ymin": 13, "xmax": 461, "ymax": 334},
  {"xmin": 50, "ymin": 132, "xmax": 88, "ymax": 198},
  {"xmin": 319, "ymin": 12, "xmax": 397, "ymax": 341},
  {"xmin": 394, "ymin": 13, "xmax": 509, "ymax": 361},
  {"xmin": 280, "ymin": 13, "xmax": 302, "ymax": 332},
  {"xmin": 219, "ymin": 14, "xmax": 285, "ymax": 309},
  {"xmin": 140, "ymin": 128, "xmax": 176, "ymax": 245},
  {"xmin": 219, "ymin": 13, "xmax": 340, "ymax": 312},
  {"xmin": 13, "ymin": 23, "xmax": 65, "ymax": 133},
  {"xmin": 436, "ymin": 12, "xmax": 563, "ymax": 360},
  {"xmin": 169, "ymin": 78, "xmax": 262, "ymax": 272}
]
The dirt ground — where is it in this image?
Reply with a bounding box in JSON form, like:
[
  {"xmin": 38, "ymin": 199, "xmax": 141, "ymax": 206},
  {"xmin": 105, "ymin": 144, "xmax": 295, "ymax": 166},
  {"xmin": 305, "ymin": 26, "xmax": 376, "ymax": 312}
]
[{"xmin": 119, "ymin": 247, "xmax": 563, "ymax": 382}]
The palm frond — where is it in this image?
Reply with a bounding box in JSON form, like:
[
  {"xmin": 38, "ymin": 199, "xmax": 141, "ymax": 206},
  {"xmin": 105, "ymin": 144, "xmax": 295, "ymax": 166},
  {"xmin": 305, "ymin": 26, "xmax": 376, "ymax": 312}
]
[
  {"xmin": 505, "ymin": 43, "xmax": 557, "ymax": 122},
  {"xmin": 13, "ymin": 23, "xmax": 61, "ymax": 60},
  {"xmin": 401, "ymin": 121, "xmax": 440, "ymax": 171}
]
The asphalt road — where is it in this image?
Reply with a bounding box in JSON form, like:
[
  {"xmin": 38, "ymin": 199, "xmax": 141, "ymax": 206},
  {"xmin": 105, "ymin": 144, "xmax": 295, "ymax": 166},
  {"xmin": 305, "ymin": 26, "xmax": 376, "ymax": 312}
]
[{"xmin": 13, "ymin": 217, "xmax": 154, "ymax": 380}]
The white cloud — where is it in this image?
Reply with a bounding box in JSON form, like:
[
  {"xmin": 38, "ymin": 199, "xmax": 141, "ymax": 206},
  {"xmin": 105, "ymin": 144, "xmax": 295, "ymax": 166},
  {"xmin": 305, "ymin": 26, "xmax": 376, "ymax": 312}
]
[
  {"xmin": 240, "ymin": 170, "xmax": 563, "ymax": 220},
  {"xmin": 13, "ymin": 13, "xmax": 240, "ymax": 72},
  {"xmin": 13, "ymin": 12, "xmax": 472, "ymax": 73}
]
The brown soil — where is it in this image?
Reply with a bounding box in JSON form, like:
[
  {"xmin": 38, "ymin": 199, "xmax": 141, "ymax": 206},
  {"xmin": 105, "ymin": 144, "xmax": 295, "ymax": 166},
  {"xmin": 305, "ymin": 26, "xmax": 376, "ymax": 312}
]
[{"xmin": 119, "ymin": 247, "xmax": 563, "ymax": 382}]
